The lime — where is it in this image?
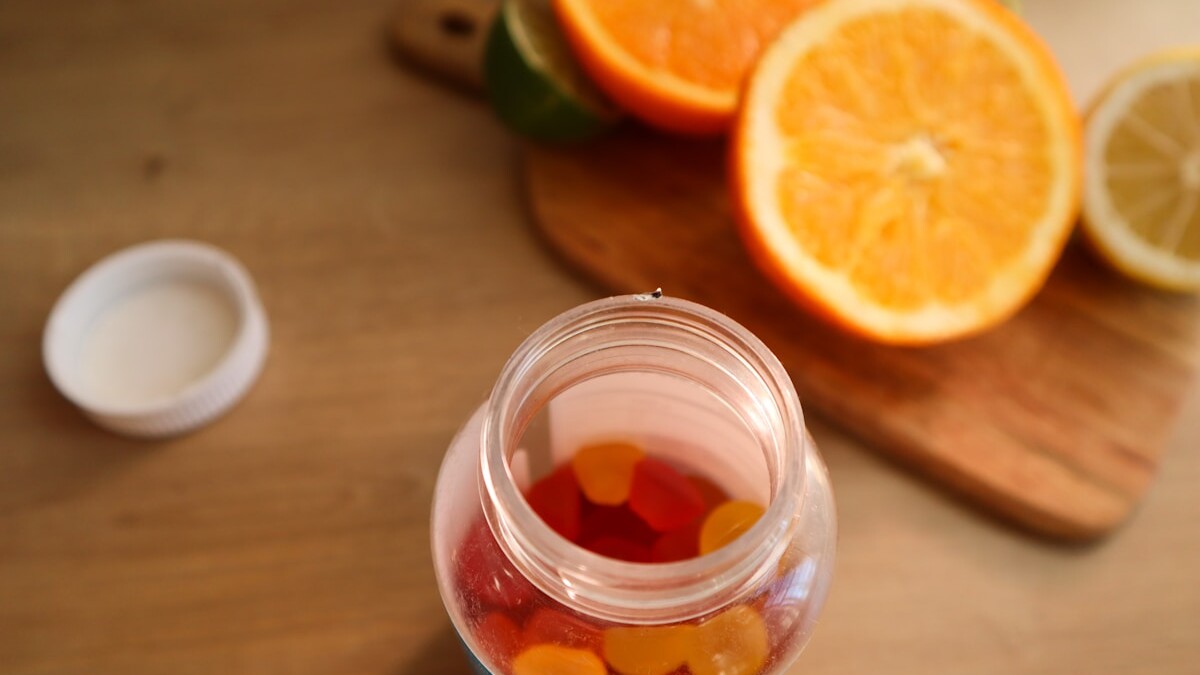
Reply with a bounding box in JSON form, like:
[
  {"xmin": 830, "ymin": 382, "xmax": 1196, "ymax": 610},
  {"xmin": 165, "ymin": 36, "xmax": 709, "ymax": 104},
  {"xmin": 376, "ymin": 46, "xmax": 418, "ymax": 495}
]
[{"xmin": 483, "ymin": 0, "xmax": 619, "ymax": 143}]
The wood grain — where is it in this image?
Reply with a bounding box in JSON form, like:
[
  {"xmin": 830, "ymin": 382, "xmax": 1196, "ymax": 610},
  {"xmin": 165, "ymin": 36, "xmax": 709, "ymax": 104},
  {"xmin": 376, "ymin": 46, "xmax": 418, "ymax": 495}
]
[
  {"xmin": 390, "ymin": 0, "xmax": 498, "ymax": 91},
  {"xmin": 526, "ymin": 129, "xmax": 1200, "ymax": 540},
  {"xmin": 1, "ymin": 0, "xmax": 1198, "ymax": 674}
]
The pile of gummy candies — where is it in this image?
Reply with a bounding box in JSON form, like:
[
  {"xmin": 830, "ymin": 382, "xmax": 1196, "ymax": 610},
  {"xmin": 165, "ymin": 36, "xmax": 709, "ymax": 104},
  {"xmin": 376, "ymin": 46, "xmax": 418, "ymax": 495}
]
[{"xmin": 453, "ymin": 441, "xmax": 773, "ymax": 675}]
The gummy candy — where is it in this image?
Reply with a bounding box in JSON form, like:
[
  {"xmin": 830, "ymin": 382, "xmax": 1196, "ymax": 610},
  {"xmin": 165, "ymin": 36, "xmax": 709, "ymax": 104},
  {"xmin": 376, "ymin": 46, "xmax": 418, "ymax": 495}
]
[
  {"xmin": 522, "ymin": 607, "xmax": 603, "ymax": 653},
  {"xmin": 688, "ymin": 605, "xmax": 769, "ymax": 675},
  {"xmin": 603, "ymin": 624, "xmax": 694, "ymax": 675},
  {"xmin": 473, "ymin": 612, "xmax": 523, "ymax": 671},
  {"xmin": 571, "ymin": 442, "xmax": 644, "ymax": 505},
  {"xmin": 582, "ymin": 535, "xmax": 651, "ymax": 563},
  {"xmin": 454, "ymin": 518, "xmax": 537, "ymax": 613},
  {"xmin": 628, "ymin": 459, "xmax": 706, "ymax": 532},
  {"xmin": 580, "ymin": 503, "xmax": 658, "ymax": 547},
  {"xmin": 649, "ymin": 519, "xmax": 701, "ymax": 563},
  {"xmin": 464, "ymin": 446, "xmax": 775, "ymax": 675},
  {"xmin": 687, "ymin": 474, "xmax": 731, "ymax": 510},
  {"xmin": 698, "ymin": 500, "xmax": 765, "ymax": 555},
  {"xmin": 512, "ymin": 644, "xmax": 607, "ymax": 675},
  {"xmin": 525, "ymin": 464, "xmax": 583, "ymax": 542}
]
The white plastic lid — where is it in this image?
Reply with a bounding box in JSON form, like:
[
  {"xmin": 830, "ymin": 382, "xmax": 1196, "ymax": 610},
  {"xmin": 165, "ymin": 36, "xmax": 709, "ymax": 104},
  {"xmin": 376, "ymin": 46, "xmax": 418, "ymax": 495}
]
[{"xmin": 43, "ymin": 240, "xmax": 269, "ymax": 438}]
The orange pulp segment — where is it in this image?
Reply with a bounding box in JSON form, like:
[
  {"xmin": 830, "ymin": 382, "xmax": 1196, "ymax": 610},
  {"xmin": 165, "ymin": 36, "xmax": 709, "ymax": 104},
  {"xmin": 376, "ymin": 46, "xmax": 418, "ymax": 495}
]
[{"xmin": 512, "ymin": 644, "xmax": 607, "ymax": 675}]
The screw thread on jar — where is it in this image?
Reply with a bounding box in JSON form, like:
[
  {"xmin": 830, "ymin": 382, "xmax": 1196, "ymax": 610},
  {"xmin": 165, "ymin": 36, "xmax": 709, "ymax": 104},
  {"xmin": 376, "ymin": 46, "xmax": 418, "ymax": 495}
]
[{"xmin": 478, "ymin": 294, "xmax": 809, "ymax": 625}]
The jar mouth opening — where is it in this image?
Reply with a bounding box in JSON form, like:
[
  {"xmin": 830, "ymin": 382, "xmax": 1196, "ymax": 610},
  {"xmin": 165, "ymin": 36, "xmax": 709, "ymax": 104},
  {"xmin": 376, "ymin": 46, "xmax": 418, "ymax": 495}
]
[{"xmin": 480, "ymin": 294, "xmax": 808, "ymax": 624}]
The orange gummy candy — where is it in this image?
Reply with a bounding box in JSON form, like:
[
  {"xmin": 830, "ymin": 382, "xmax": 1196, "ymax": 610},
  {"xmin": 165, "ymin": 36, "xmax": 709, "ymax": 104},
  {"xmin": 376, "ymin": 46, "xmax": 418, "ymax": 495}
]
[
  {"xmin": 603, "ymin": 624, "xmax": 694, "ymax": 675},
  {"xmin": 572, "ymin": 442, "xmax": 645, "ymax": 506},
  {"xmin": 512, "ymin": 644, "xmax": 606, "ymax": 675},
  {"xmin": 688, "ymin": 605, "xmax": 769, "ymax": 675},
  {"xmin": 698, "ymin": 500, "xmax": 765, "ymax": 555}
]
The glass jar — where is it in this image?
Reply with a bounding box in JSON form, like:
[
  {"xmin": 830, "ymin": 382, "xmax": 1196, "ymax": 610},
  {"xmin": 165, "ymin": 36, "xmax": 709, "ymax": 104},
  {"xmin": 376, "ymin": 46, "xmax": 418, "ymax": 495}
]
[{"xmin": 430, "ymin": 293, "xmax": 836, "ymax": 675}]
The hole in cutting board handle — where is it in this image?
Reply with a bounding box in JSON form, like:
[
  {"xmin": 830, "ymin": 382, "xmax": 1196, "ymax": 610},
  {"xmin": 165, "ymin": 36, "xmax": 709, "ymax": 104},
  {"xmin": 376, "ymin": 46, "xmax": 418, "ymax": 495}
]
[
  {"xmin": 390, "ymin": 0, "xmax": 498, "ymax": 92},
  {"xmin": 439, "ymin": 11, "xmax": 477, "ymax": 38}
]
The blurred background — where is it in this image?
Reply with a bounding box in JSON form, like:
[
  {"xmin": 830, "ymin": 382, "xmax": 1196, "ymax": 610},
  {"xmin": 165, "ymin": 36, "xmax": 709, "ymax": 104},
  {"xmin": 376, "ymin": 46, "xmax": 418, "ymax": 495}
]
[{"xmin": 1, "ymin": 0, "xmax": 1198, "ymax": 673}]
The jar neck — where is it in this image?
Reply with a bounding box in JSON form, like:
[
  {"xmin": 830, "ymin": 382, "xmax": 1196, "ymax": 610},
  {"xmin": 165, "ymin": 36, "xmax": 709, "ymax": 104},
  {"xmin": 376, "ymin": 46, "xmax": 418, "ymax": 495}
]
[{"xmin": 479, "ymin": 294, "xmax": 808, "ymax": 624}]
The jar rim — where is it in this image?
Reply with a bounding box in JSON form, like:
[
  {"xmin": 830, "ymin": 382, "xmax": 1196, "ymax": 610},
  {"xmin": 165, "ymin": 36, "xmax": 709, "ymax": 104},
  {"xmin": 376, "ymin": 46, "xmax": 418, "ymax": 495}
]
[{"xmin": 479, "ymin": 293, "xmax": 808, "ymax": 624}]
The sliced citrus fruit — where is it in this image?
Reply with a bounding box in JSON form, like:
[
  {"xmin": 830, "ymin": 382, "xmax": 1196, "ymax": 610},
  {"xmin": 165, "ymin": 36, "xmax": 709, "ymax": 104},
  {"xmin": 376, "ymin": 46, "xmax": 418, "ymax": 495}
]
[
  {"xmin": 1081, "ymin": 49, "xmax": 1200, "ymax": 292},
  {"xmin": 484, "ymin": 0, "xmax": 619, "ymax": 142},
  {"xmin": 552, "ymin": 0, "xmax": 819, "ymax": 135},
  {"xmin": 733, "ymin": 0, "xmax": 1081, "ymax": 344}
]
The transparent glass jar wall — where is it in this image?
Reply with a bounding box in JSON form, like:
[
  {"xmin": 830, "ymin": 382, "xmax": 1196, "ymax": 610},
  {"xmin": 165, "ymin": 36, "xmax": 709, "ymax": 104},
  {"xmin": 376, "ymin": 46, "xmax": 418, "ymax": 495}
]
[{"xmin": 430, "ymin": 294, "xmax": 836, "ymax": 675}]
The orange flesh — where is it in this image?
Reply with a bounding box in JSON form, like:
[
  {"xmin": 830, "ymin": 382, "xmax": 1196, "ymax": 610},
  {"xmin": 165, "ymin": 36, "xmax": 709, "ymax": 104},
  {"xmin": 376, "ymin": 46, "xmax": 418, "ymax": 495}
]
[
  {"xmin": 773, "ymin": 8, "xmax": 1056, "ymax": 309},
  {"xmin": 555, "ymin": 0, "xmax": 818, "ymax": 132},
  {"xmin": 583, "ymin": 0, "xmax": 817, "ymax": 92}
]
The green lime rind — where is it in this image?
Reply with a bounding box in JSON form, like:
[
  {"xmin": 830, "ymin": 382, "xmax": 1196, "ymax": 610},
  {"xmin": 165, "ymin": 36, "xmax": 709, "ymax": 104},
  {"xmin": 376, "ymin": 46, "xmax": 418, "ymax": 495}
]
[{"xmin": 483, "ymin": 0, "xmax": 620, "ymax": 143}]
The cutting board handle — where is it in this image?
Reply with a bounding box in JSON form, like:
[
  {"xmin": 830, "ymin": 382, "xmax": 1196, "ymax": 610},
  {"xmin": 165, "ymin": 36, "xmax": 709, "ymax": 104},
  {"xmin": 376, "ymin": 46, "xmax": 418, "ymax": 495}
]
[{"xmin": 391, "ymin": 0, "xmax": 499, "ymax": 92}]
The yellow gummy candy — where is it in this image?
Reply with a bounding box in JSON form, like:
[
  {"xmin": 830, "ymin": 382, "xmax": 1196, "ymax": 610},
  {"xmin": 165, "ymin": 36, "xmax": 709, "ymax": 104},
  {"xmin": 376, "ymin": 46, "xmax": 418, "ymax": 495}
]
[
  {"xmin": 571, "ymin": 442, "xmax": 645, "ymax": 506},
  {"xmin": 688, "ymin": 605, "xmax": 769, "ymax": 675},
  {"xmin": 512, "ymin": 644, "xmax": 606, "ymax": 675},
  {"xmin": 603, "ymin": 624, "xmax": 694, "ymax": 675},
  {"xmin": 698, "ymin": 500, "xmax": 765, "ymax": 555}
]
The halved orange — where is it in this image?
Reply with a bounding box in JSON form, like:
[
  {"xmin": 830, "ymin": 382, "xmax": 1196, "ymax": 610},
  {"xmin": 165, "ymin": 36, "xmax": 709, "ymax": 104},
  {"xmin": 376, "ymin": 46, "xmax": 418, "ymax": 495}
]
[
  {"xmin": 733, "ymin": 0, "xmax": 1082, "ymax": 344},
  {"xmin": 552, "ymin": 0, "xmax": 818, "ymax": 135}
]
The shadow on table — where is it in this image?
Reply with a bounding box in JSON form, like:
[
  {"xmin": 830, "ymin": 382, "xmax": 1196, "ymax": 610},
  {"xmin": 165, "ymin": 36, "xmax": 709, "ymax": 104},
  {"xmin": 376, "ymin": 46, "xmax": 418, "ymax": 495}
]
[
  {"xmin": 0, "ymin": 370, "xmax": 151, "ymax": 516},
  {"xmin": 394, "ymin": 623, "xmax": 475, "ymax": 675}
]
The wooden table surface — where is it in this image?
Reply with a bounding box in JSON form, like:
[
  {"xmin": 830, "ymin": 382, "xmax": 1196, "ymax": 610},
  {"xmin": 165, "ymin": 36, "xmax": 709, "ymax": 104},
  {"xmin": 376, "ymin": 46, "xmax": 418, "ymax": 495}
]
[{"xmin": 1, "ymin": 1, "xmax": 1197, "ymax": 673}]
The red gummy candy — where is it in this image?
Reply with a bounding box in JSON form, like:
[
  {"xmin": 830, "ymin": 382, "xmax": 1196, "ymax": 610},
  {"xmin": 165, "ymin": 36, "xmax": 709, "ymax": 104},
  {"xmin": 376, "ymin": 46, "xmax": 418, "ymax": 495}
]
[
  {"xmin": 454, "ymin": 518, "xmax": 537, "ymax": 614},
  {"xmin": 650, "ymin": 519, "xmax": 702, "ymax": 563},
  {"xmin": 583, "ymin": 535, "xmax": 652, "ymax": 562},
  {"xmin": 522, "ymin": 607, "xmax": 603, "ymax": 652},
  {"xmin": 525, "ymin": 464, "xmax": 583, "ymax": 542},
  {"xmin": 628, "ymin": 458, "xmax": 706, "ymax": 532},
  {"xmin": 580, "ymin": 503, "xmax": 658, "ymax": 547},
  {"xmin": 473, "ymin": 611, "xmax": 524, "ymax": 671},
  {"xmin": 687, "ymin": 474, "xmax": 731, "ymax": 510}
]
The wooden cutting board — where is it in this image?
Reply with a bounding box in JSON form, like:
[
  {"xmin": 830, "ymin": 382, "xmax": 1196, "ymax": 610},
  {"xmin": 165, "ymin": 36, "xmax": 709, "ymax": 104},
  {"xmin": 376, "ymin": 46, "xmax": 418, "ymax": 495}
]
[
  {"xmin": 391, "ymin": 0, "xmax": 1200, "ymax": 541},
  {"xmin": 525, "ymin": 129, "xmax": 1200, "ymax": 541}
]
